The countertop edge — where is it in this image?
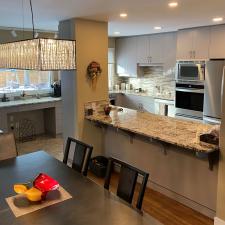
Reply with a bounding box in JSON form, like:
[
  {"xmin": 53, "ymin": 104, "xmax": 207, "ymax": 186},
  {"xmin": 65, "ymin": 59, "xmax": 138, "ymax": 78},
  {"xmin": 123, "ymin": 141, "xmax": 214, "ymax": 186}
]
[
  {"xmin": 0, "ymin": 97, "xmax": 62, "ymax": 109},
  {"xmin": 85, "ymin": 110, "xmax": 219, "ymax": 154}
]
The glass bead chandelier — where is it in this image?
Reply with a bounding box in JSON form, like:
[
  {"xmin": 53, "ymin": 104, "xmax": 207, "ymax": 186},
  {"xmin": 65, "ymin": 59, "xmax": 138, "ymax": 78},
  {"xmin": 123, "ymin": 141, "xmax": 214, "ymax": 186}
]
[{"xmin": 0, "ymin": 0, "xmax": 76, "ymax": 71}]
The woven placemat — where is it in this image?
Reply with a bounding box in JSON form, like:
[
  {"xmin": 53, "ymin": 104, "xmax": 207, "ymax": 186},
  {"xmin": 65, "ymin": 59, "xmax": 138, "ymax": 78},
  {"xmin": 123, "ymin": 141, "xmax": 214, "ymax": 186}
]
[{"xmin": 5, "ymin": 186, "xmax": 72, "ymax": 217}]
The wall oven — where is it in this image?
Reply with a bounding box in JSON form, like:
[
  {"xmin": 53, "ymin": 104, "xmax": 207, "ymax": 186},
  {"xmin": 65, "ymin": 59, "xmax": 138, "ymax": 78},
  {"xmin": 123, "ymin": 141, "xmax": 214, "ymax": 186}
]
[
  {"xmin": 175, "ymin": 83, "xmax": 204, "ymax": 120},
  {"xmin": 176, "ymin": 61, "xmax": 205, "ymax": 82}
]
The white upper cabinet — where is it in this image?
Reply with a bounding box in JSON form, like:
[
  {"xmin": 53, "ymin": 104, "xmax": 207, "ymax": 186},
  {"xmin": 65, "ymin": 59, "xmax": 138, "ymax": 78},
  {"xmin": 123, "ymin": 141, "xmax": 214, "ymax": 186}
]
[
  {"xmin": 176, "ymin": 29, "xmax": 193, "ymax": 60},
  {"xmin": 209, "ymin": 25, "xmax": 225, "ymax": 59},
  {"xmin": 137, "ymin": 36, "xmax": 149, "ymax": 64},
  {"xmin": 149, "ymin": 34, "xmax": 164, "ymax": 64},
  {"xmin": 116, "ymin": 37, "xmax": 137, "ymax": 77},
  {"xmin": 163, "ymin": 32, "xmax": 177, "ymax": 72},
  {"xmin": 137, "ymin": 34, "xmax": 164, "ymax": 64},
  {"xmin": 192, "ymin": 27, "xmax": 210, "ymax": 60},
  {"xmin": 176, "ymin": 27, "xmax": 210, "ymax": 60},
  {"xmin": 116, "ymin": 32, "xmax": 177, "ymax": 76},
  {"xmin": 116, "ymin": 38, "xmax": 127, "ymax": 75}
]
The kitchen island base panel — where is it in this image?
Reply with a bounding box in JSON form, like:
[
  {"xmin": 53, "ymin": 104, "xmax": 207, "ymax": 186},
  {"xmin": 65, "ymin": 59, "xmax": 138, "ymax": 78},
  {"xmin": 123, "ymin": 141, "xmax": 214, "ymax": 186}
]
[{"xmin": 103, "ymin": 126, "xmax": 217, "ymax": 219}]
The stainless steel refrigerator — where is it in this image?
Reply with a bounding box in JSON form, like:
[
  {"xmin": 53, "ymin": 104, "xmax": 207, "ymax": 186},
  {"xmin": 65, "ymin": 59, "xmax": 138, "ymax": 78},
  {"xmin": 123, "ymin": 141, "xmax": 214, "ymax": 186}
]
[{"xmin": 203, "ymin": 60, "xmax": 225, "ymax": 124}]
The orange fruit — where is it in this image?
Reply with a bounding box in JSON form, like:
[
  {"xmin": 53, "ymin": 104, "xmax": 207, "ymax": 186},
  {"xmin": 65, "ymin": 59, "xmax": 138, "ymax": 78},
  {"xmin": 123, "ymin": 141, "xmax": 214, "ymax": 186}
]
[
  {"xmin": 14, "ymin": 184, "xmax": 28, "ymax": 194},
  {"xmin": 25, "ymin": 187, "xmax": 42, "ymax": 202}
]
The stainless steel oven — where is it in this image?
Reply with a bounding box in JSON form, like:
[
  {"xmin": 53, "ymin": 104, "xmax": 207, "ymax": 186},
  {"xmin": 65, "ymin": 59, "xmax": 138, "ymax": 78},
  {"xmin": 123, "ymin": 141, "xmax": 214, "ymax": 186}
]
[
  {"xmin": 175, "ymin": 83, "xmax": 204, "ymax": 119},
  {"xmin": 176, "ymin": 61, "xmax": 205, "ymax": 82}
]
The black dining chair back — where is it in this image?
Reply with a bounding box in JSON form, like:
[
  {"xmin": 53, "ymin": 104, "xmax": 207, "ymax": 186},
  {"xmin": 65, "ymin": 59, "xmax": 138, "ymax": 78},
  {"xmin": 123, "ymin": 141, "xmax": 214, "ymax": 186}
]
[
  {"xmin": 63, "ymin": 137, "xmax": 93, "ymax": 176},
  {"xmin": 104, "ymin": 157, "xmax": 149, "ymax": 210}
]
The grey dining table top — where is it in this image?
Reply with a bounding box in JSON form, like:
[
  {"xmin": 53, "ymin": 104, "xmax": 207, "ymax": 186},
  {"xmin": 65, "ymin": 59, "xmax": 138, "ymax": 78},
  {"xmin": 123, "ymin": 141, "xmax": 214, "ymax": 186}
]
[{"xmin": 0, "ymin": 151, "xmax": 162, "ymax": 225}]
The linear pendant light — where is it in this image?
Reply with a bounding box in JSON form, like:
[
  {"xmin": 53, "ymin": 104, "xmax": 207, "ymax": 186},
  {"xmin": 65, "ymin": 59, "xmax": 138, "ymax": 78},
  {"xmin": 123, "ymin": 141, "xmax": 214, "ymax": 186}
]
[{"xmin": 0, "ymin": 0, "xmax": 76, "ymax": 70}]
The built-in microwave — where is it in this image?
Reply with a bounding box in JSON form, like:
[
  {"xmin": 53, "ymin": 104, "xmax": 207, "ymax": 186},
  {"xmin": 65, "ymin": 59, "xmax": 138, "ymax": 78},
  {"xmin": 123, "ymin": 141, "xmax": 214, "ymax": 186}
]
[{"xmin": 176, "ymin": 61, "xmax": 205, "ymax": 82}]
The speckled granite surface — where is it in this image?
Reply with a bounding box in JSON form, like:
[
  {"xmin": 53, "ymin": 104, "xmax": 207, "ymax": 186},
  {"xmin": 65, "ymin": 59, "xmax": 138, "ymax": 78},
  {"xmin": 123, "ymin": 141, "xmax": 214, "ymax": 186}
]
[{"xmin": 86, "ymin": 107, "xmax": 218, "ymax": 153}]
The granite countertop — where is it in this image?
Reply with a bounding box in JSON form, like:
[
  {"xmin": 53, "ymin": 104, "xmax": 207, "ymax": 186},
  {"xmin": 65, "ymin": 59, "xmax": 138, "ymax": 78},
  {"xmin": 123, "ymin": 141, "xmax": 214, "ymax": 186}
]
[
  {"xmin": 0, "ymin": 97, "xmax": 62, "ymax": 108},
  {"xmin": 86, "ymin": 107, "xmax": 218, "ymax": 153},
  {"xmin": 109, "ymin": 90, "xmax": 174, "ymax": 101}
]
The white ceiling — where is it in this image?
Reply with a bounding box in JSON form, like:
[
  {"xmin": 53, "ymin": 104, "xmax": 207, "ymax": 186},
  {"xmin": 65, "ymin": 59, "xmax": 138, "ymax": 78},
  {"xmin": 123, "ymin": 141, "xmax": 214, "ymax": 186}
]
[{"xmin": 0, "ymin": 0, "xmax": 224, "ymax": 36}]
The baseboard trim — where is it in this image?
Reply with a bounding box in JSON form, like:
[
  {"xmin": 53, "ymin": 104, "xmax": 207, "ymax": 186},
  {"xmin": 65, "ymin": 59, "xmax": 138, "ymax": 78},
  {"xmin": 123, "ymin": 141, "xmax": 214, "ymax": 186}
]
[
  {"xmin": 214, "ymin": 217, "xmax": 225, "ymax": 225},
  {"xmin": 149, "ymin": 181, "xmax": 215, "ymax": 219}
]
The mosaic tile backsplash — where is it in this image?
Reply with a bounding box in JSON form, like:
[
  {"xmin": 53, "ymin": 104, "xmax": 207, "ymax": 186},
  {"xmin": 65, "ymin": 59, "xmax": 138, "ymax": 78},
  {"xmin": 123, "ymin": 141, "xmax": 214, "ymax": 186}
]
[{"xmin": 111, "ymin": 66, "xmax": 176, "ymax": 98}]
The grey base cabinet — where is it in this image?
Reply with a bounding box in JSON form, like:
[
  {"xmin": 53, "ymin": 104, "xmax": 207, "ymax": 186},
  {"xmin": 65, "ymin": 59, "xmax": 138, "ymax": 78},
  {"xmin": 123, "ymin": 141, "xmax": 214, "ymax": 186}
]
[{"xmin": 115, "ymin": 94, "xmax": 155, "ymax": 113}]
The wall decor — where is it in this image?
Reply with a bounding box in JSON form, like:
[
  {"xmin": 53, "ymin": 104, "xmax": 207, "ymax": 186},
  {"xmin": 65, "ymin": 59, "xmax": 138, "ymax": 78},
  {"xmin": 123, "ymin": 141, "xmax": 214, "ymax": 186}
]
[{"xmin": 87, "ymin": 61, "xmax": 102, "ymax": 83}]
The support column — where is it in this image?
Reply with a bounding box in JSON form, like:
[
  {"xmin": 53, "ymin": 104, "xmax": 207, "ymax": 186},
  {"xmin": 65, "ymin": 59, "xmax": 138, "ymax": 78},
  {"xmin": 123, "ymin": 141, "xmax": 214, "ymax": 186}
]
[{"xmin": 59, "ymin": 19, "xmax": 108, "ymax": 155}]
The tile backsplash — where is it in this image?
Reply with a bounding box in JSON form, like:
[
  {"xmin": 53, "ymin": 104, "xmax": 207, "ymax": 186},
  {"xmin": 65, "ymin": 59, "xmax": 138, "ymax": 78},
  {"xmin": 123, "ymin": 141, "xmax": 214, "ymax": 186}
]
[{"xmin": 111, "ymin": 66, "xmax": 176, "ymax": 98}]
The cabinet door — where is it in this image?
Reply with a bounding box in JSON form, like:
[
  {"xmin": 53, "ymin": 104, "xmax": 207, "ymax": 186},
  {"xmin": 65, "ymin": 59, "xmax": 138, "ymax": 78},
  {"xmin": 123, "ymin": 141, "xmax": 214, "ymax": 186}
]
[
  {"xmin": 149, "ymin": 34, "xmax": 164, "ymax": 64},
  {"xmin": 163, "ymin": 32, "xmax": 177, "ymax": 72},
  {"xmin": 192, "ymin": 27, "xmax": 210, "ymax": 60},
  {"xmin": 116, "ymin": 38, "xmax": 127, "ymax": 75},
  {"xmin": 137, "ymin": 36, "xmax": 150, "ymax": 64},
  {"xmin": 176, "ymin": 29, "xmax": 193, "ymax": 60},
  {"xmin": 209, "ymin": 25, "xmax": 225, "ymax": 59},
  {"xmin": 126, "ymin": 37, "xmax": 137, "ymax": 77},
  {"xmin": 116, "ymin": 37, "xmax": 137, "ymax": 77}
]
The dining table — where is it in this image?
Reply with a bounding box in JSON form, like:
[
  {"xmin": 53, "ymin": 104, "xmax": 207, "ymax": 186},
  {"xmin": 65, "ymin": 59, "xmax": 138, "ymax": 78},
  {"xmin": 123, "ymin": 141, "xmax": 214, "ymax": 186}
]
[{"xmin": 0, "ymin": 151, "xmax": 162, "ymax": 225}]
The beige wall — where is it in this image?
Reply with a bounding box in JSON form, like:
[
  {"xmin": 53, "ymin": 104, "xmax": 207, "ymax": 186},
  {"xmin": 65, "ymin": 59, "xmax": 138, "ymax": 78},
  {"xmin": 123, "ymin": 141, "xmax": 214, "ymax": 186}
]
[
  {"xmin": 59, "ymin": 19, "xmax": 108, "ymax": 155},
  {"xmin": 75, "ymin": 19, "xmax": 108, "ymax": 153}
]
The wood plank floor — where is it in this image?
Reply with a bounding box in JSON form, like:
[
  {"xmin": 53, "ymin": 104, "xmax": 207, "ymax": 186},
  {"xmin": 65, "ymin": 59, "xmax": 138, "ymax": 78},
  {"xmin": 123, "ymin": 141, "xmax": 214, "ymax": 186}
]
[{"xmin": 88, "ymin": 172, "xmax": 213, "ymax": 225}]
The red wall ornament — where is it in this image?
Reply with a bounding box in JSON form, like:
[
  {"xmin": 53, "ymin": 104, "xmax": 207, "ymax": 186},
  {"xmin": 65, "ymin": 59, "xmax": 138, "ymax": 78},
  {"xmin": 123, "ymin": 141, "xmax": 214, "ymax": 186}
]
[{"xmin": 87, "ymin": 61, "xmax": 102, "ymax": 81}]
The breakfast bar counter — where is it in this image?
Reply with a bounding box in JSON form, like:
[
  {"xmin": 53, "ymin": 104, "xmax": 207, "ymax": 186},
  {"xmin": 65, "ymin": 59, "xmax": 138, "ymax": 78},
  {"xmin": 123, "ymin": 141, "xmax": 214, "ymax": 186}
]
[
  {"xmin": 86, "ymin": 107, "xmax": 218, "ymax": 153},
  {"xmin": 85, "ymin": 106, "xmax": 219, "ymax": 218}
]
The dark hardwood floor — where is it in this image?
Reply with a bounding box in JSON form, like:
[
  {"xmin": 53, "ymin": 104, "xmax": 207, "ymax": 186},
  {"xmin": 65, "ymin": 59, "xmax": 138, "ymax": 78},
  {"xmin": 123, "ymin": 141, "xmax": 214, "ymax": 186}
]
[{"xmin": 88, "ymin": 172, "xmax": 213, "ymax": 225}]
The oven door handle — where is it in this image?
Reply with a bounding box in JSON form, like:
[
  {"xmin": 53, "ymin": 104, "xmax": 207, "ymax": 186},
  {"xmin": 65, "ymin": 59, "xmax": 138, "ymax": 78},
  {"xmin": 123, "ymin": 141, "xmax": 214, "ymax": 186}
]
[{"xmin": 176, "ymin": 88, "xmax": 204, "ymax": 94}]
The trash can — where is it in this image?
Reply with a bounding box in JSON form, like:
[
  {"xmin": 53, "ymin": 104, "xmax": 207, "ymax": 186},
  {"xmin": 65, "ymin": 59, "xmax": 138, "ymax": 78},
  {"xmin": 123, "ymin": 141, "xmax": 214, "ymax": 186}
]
[{"xmin": 89, "ymin": 156, "xmax": 108, "ymax": 178}]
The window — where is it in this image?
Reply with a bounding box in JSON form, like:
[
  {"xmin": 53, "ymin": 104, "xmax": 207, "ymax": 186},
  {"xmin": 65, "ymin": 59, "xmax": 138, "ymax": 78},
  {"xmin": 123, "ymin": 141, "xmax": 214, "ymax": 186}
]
[
  {"xmin": 0, "ymin": 69, "xmax": 52, "ymax": 94},
  {"xmin": 108, "ymin": 48, "xmax": 115, "ymax": 90}
]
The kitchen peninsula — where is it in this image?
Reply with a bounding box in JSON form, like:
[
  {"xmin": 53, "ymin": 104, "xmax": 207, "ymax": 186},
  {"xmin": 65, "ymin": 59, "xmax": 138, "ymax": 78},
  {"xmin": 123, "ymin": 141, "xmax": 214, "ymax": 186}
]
[{"xmin": 86, "ymin": 105, "xmax": 219, "ymax": 218}]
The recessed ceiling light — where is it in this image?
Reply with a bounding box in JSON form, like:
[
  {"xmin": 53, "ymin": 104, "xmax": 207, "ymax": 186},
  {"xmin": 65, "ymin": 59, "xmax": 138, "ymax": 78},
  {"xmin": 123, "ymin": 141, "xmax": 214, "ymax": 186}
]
[
  {"xmin": 120, "ymin": 13, "xmax": 127, "ymax": 18},
  {"xmin": 154, "ymin": 26, "xmax": 162, "ymax": 30},
  {"xmin": 212, "ymin": 17, "xmax": 223, "ymax": 22},
  {"xmin": 114, "ymin": 31, "xmax": 120, "ymax": 35},
  {"xmin": 168, "ymin": 2, "xmax": 178, "ymax": 8}
]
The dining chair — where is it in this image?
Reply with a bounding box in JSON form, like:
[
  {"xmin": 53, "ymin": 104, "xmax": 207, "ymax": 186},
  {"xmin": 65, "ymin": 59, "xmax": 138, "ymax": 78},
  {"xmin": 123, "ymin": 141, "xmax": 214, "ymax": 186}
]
[
  {"xmin": 0, "ymin": 133, "xmax": 18, "ymax": 161},
  {"xmin": 63, "ymin": 137, "xmax": 93, "ymax": 176},
  {"xmin": 104, "ymin": 157, "xmax": 149, "ymax": 210}
]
